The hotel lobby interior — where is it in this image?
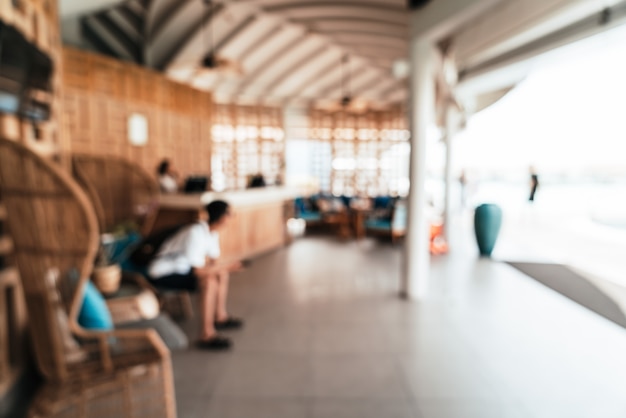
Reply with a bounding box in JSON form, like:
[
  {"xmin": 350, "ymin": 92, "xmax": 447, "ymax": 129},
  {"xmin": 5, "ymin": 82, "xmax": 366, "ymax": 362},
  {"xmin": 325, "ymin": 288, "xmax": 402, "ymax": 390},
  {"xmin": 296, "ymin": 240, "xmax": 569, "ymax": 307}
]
[{"xmin": 1, "ymin": 0, "xmax": 626, "ymax": 417}]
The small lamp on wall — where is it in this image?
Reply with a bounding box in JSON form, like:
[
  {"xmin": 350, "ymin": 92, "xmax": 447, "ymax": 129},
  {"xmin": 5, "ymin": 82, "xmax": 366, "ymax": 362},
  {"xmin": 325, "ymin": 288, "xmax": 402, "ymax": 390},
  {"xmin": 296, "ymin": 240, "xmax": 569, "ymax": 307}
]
[{"xmin": 128, "ymin": 113, "xmax": 148, "ymax": 146}]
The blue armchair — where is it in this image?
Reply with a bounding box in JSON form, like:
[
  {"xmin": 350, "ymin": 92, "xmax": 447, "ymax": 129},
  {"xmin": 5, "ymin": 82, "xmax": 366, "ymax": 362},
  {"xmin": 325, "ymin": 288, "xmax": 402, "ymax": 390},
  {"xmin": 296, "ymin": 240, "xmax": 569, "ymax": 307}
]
[
  {"xmin": 364, "ymin": 198, "xmax": 406, "ymax": 243},
  {"xmin": 294, "ymin": 196, "xmax": 322, "ymax": 222}
]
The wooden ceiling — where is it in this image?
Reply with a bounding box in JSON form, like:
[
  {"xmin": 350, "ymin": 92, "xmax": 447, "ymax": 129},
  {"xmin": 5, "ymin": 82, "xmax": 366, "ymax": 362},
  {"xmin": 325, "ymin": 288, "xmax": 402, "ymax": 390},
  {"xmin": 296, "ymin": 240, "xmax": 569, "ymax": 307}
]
[{"xmin": 74, "ymin": 0, "xmax": 410, "ymax": 107}]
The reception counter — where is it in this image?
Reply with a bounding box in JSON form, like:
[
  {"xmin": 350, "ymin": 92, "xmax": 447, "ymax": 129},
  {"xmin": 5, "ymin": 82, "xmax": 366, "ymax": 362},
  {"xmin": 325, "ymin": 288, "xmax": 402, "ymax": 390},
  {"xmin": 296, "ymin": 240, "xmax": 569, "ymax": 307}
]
[{"xmin": 151, "ymin": 187, "xmax": 300, "ymax": 261}]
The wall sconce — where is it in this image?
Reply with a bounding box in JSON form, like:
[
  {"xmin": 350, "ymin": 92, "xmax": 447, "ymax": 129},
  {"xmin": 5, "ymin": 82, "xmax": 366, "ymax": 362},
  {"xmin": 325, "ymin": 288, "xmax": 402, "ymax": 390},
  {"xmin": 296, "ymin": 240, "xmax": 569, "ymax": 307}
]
[{"xmin": 128, "ymin": 113, "xmax": 148, "ymax": 146}]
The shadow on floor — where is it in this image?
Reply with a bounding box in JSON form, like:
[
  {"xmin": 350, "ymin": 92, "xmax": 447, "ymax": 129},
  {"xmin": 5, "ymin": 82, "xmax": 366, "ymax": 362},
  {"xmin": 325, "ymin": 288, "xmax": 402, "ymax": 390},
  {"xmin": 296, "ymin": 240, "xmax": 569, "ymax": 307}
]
[{"xmin": 507, "ymin": 261, "xmax": 626, "ymax": 329}]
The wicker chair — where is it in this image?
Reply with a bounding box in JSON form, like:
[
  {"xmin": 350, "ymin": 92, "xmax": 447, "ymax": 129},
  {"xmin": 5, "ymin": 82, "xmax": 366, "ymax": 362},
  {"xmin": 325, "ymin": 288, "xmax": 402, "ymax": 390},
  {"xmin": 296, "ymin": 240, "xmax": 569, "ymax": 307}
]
[
  {"xmin": 71, "ymin": 154, "xmax": 159, "ymax": 235},
  {"xmin": 71, "ymin": 154, "xmax": 193, "ymax": 319},
  {"xmin": 0, "ymin": 139, "xmax": 176, "ymax": 418}
]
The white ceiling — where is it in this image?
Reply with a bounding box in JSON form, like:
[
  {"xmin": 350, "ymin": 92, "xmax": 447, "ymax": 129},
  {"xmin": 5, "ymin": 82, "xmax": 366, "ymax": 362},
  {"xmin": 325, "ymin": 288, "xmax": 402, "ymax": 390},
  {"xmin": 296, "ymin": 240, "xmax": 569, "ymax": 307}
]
[{"xmin": 61, "ymin": 0, "xmax": 626, "ymax": 111}]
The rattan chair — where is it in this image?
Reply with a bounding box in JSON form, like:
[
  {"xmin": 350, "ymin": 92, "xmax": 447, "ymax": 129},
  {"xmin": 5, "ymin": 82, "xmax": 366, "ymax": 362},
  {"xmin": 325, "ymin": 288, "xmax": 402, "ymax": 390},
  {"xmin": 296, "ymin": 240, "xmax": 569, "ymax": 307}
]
[
  {"xmin": 71, "ymin": 154, "xmax": 193, "ymax": 319},
  {"xmin": 0, "ymin": 139, "xmax": 176, "ymax": 418},
  {"xmin": 71, "ymin": 154, "xmax": 159, "ymax": 235}
]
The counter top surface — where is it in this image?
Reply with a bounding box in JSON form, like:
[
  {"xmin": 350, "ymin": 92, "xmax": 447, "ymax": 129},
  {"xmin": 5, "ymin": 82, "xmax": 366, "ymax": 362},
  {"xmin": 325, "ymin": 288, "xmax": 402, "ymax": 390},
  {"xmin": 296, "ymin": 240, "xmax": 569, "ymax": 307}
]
[{"xmin": 159, "ymin": 187, "xmax": 302, "ymax": 209}]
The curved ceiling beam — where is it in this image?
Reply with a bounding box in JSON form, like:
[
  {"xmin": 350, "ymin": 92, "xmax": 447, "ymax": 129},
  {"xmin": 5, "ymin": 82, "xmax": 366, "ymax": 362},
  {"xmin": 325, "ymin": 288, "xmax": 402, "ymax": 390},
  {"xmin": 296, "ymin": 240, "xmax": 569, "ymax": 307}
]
[
  {"xmin": 332, "ymin": 33, "xmax": 407, "ymax": 49},
  {"xmin": 298, "ymin": 64, "xmax": 342, "ymax": 98},
  {"xmin": 335, "ymin": 43, "xmax": 406, "ymax": 59},
  {"xmin": 82, "ymin": 16, "xmax": 136, "ymax": 61},
  {"xmin": 350, "ymin": 71, "xmax": 385, "ymax": 96},
  {"xmin": 272, "ymin": 47, "xmax": 342, "ymax": 97},
  {"xmin": 265, "ymin": 4, "xmax": 408, "ymax": 26},
  {"xmin": 235, "ymin": 31, "xmax": 309, "ymax": 95},
  {"xmin": 358, "ymin": 76, "xmax": 396, "ymax": 100},
  {"xmin": 244, "ymin": 34, "xmax": 329, "ymax": 93},
  {"xmin": 162, "ymin": 4, "xmax": 256, "ymax": 71},
  {"xmin": 383, "ymin": 88, "xmax": 407, "ymax": 105},
  {"xmin": 261, "ymin": 43, "xmax": 330, "ymax": 96},
  {"xmin": 377, "ymin": 80, "xmax": 406, "ymax": 101},
  {"xmin": 247, "ymin": 0, "xmax": 406, "ymax": 7},
  {"xmin": 294, "ymin": 17, "xmax": 409, "ymax": 33},
  {"xmin": 316, "ymin": 29, "xmax": 407, "ymax": 41},
  {"xmin": 211, "ymin": 25, "xmax": 302, "ymax": 97},
  {"xmin": 146, "ymin": 0, "xmax": 185, "ymax": 39},
  {"xmin": 318, "ymin": 68, "xmax": 386, "ymax": 100},
  {"xmin": 204, "ymin": 20, "xmax": 284, "ymax": 92},
  {"xmin": 107, "ymin": 9, "xmax": 143, "ymax": 44},
  {"xmin": 377, "ymin": 82, "xmax": 407, "ymax": 105},
  {"xmin": 315, "ymin": 64, "xmax": 372, "ymax": 99},
  {"xmin": 149, "ymin": 1, "xmax": 219, "ymax": 69},
  {"xmin": 282, "ymin": 52, "xmax": 342, "ymax": 101},
  {"xmin": 218, "ymin": 15, "xmax": 282, "ymax": 59}
]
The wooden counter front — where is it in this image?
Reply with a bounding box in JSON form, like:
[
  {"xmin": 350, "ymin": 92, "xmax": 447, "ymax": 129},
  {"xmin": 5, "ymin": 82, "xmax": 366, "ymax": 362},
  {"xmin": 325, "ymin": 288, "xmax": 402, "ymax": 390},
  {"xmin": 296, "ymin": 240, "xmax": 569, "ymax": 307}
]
[{"xmin": 151, "ymin": 188, "xmax": 299, "ymax": 261}]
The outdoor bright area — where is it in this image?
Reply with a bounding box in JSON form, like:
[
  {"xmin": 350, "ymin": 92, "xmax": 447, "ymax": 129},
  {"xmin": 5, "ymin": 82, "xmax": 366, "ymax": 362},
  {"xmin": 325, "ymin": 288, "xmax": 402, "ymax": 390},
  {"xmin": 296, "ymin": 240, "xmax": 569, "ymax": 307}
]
[{"xmin": 443, "ymin": 24, "xmax": 626, "ymax": 290}]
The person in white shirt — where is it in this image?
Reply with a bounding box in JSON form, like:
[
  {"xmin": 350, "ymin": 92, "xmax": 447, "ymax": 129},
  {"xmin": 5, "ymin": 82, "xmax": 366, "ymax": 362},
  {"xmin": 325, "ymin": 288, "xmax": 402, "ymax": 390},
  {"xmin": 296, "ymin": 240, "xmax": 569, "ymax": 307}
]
[
  {"xmin": 157, "ymin": 159, "xmax": 179, "ymax": 193},
  {"xmin": 148, "ymin": 200, "xmax": 242, "ymax": 350}
]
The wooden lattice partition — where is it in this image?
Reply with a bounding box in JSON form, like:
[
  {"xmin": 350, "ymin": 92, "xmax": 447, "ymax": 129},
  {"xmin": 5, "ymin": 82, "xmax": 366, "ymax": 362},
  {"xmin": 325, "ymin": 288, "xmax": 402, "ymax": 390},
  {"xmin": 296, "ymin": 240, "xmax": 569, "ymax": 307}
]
[
  {"xmin": 308, "ymin": 108, "xmax": 410, "ymax": 196},
  {"xmin": 0, "ymin": 0, "xmax": 62, "ymax": 400},
  {"xmin": 212, "ymin": 104, "xmax": 285, "ymax": 191},
  {"xmin": 62, "ymin": 47, "xmax": 214, "ymax": 182}
]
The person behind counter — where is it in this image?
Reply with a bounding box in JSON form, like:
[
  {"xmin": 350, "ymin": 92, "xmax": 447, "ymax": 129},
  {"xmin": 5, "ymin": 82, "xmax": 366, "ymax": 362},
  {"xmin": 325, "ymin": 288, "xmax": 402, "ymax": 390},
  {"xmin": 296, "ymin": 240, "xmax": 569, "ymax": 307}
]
[
  {"xmin": 157, "ymin": 159, "xmax": 179, "ymax": 193},
  {"xmin": 248, "ymin": 173, "xmax": 266, "ymax": 188},
  {"xmin": 147, "ymin": 200, "xmax": 243, "ymax": 350}
]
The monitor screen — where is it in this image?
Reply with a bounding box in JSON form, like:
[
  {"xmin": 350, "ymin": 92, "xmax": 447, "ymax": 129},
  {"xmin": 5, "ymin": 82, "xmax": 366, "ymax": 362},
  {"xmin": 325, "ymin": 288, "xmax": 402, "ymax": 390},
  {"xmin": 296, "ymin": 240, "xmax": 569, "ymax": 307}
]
[{"xmin": 183, "ymin": 177, "xmax": 208, "ymax": 193}]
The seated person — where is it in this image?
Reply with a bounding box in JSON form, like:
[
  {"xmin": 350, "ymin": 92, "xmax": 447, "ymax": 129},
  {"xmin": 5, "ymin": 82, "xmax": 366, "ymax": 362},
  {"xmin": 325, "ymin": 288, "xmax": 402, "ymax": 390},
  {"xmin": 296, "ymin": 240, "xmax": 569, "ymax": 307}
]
[
  {"xmin": 157, "ymin": 159, "xmax": 179, "ymax": 193},
  {"xmin": 147, "ymin": 200, "xmax": 242, "ymax": 350},
  {"xmin": 248, "ymin": 173, "xmax": 266, "ymax": 188}
]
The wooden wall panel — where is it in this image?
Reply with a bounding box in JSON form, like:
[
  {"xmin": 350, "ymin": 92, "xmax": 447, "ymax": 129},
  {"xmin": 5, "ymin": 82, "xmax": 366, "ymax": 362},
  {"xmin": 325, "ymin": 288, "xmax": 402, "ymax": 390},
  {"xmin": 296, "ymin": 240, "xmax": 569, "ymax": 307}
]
[{"xmin": 61, "ymin": 47, "xmax": 214, "ymax": 181}]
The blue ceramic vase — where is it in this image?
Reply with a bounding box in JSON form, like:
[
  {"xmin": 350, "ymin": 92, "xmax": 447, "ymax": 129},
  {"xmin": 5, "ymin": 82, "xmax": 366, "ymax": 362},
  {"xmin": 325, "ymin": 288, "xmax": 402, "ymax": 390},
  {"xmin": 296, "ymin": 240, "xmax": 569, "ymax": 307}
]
[{"xmin": 474, "ymin": 203, "xmax": 502, "ymax": 257}]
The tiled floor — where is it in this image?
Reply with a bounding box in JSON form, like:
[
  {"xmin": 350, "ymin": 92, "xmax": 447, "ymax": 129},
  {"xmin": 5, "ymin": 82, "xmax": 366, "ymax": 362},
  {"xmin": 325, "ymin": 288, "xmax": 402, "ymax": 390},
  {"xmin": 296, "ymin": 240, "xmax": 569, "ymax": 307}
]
[{"xmin": 171, "ymin": 233, "xmax": 626, "ymax": 418}]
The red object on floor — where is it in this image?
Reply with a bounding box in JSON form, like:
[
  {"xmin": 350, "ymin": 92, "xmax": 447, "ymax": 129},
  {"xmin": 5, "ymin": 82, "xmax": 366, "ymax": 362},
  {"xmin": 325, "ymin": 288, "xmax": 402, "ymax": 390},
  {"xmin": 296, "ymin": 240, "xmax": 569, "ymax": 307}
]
[{"xmin": 430, "ymin": 223, "xmax": 448, "ymax": 255}]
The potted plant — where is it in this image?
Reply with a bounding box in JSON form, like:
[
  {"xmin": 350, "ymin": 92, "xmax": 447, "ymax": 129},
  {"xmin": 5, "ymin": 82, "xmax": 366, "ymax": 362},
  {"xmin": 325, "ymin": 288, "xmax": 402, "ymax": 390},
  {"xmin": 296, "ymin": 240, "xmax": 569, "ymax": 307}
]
[{"xmin": 91, "ymin": 234, "xmax": 122, "ymax": 295}]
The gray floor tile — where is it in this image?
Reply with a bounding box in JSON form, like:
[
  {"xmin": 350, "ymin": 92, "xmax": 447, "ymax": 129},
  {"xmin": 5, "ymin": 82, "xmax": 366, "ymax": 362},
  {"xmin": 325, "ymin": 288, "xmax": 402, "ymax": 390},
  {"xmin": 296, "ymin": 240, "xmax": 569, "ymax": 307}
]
[
  {"xmin": 416, "ymin": 399, "xmax": 530, "ymax": 418},
  {"xmin": 311, "ymin": 323, "xmax": 397, "ymax": 354},
  {"xmin": 212, "ymin": 353, "xmax": 313, "ymax": 398},
  {"xmin": 312, "ymin": 354, "xmax": 410, "ymax": 399},
  {"xmin": 202, "ymin": 399, "xmax": 309, "ymax": 418},
  {"xmin": 234, "ymin": 322, "xmax": 313, "ymax": 353},
  {"xmin": 311, "ymin": 399, "xmax": 419, "ymax": 418}
]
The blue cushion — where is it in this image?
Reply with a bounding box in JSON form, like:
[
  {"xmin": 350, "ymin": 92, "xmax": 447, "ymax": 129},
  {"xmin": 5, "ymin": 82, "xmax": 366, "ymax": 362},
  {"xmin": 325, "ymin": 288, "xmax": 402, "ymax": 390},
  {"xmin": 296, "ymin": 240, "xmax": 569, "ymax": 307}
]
[
  {"xmin": 106, "ymin": 232, "xmax": 142, "ymax": 264},
  {"xmin": 294, "ymin": 197, "xmax": 307, "ymax": 214},
  {"xmin": 373, "ymin": 196, "xmax": 392, "ymax": 209},
  {"xmin": 298, "ymin": 212, "xmax": 322, "ymax": 222},
  {"xmin": 78, "ymin": 281, "xmax": 113, "ymax": 330},
  {"xmin": 365, "ymin": 219, "xmax": 391, "ymax": 230}
]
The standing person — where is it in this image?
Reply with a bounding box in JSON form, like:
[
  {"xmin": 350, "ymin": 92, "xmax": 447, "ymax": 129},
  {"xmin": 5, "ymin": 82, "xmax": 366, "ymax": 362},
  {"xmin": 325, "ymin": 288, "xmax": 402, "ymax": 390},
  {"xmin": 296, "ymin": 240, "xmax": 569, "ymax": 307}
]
[
  {"xmin": 147, "ymin": 200, "xmax": 243, "ymax": 350},
  {"xmin": 458, "ymin": 169, "xmax": 467, "ymax": 209},
  {"xmin": 529, "ymin": 166, "xmax": 539, "ymax": 202},
  {"xmin": 157, "ymin": 159, "xmax": 179, "ymax": 193}
]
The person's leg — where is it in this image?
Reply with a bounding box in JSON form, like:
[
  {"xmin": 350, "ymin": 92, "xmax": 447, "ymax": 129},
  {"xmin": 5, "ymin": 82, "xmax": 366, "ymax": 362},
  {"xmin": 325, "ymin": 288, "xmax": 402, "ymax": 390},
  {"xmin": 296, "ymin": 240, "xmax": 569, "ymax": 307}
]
[
  {"xmin": 215, "ymin": 270, "xmax": 230, "ymax": 323},
  {"xmin": 214, "ymin": 270, "xmax": 243, "ymax": 329},
  {"xmin": 198, "ymin": 274, "xmax": 220, "ymax": 340}
]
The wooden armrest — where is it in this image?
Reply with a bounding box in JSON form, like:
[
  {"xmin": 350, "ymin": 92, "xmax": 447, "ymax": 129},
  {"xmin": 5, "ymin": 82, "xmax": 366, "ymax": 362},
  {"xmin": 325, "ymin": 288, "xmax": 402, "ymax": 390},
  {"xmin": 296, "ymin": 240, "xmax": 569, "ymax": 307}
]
[
  {"xmin": 121, "ymin": 270, "xmax": 158, "ymax": 293},
  {"xmin": 70, "ymin": 326, "xmax": 169, "ymax": 373}
]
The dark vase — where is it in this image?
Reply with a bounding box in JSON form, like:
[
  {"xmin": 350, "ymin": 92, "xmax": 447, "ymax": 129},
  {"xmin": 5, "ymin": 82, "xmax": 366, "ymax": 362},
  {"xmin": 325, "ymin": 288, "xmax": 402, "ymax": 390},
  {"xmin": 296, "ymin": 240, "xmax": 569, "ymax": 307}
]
[{"xmin": 474, "ymin": 203, "xmax": 502, "ymax": 257}]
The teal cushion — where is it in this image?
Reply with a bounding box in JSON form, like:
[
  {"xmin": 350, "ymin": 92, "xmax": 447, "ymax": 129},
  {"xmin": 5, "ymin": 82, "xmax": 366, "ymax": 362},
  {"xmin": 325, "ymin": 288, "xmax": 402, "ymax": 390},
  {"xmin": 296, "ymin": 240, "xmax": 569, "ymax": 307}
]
[
  {"xmin": 78, "ymin": 281, "xmax": 113, "ymax": 330},
  {"xmin": 299, "ymin": 212, "xmax": 322, "ymax": 222},
  {"xmin": 365, "ymin": 219, "xmax": 391, "ymax": 230}
]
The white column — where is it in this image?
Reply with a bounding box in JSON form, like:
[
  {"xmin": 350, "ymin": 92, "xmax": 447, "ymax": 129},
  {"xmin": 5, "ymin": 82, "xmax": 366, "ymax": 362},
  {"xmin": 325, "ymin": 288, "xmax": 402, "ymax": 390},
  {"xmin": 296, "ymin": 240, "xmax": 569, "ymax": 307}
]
[
  {"xmin": 443, "ymin": 104, "xmax": 460, "ymax": 241},
  {"xmin": 401, "ymin": 37, "xmax": 436, "ymax": 299}
]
